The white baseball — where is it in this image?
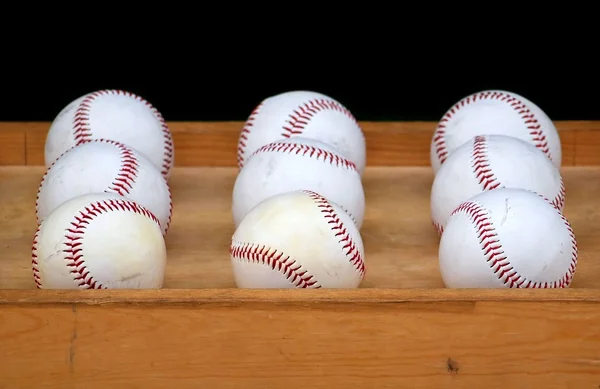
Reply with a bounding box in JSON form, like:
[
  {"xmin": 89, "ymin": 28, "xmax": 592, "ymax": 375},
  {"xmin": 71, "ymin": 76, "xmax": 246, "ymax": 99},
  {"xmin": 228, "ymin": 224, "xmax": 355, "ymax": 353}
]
[
  {"xmin": 32, "ymin": 192, "xmax": 167, "ymax": 289},
  {"xmin": 44, "ymin": 89, "xmax": 175, "ymax": 179},
  {"xmin": 36, "ymin": 139, "xmax": 172, "ymax": 235},
  {"xmin": 431, "ymin": 134, "xmax": 565, "ymax": 235},
  {"xmin": 439, "ymin": 188, "xmax": 577, "ymax": 288},
  {"xmin": 430, "ymin": 90, "xmax": 561, "ymax": 174},
  {"xmin": 230, "ymin": 190, "xmax": 365, "ymax": 288},
  {"xmin": 232, "ymin": 137, "xmax": 365, "ymax": 229},
  {"xmin": 237, "ymin": 90, "xmax": 366, "ymax": 175}
]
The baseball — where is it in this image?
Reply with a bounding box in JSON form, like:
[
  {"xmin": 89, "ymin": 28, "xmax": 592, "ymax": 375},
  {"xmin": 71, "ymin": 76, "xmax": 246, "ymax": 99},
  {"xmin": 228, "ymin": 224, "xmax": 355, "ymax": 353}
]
[
  {"xmin": 44, "ymin": 89, "xmax": 175, "ymax": 179},
  {"xmin": 232, "ymin": 137, "xmax": 365, "ymax": 229},
  {"xmin": 32, "ymin": 192, "xmax": 167, "ymax": 289},
  {"xmin": 439, "ymin": 188, "xmax": 577, "ymax": 288},
  {"xmin": 230, "ymin": 190, "xmax": 365, "ymax": 288},
  {"xmin": 430, "ymin": 90, "xmax": 561, "ymax": 174},
  {"xmin": 36, "ymin": 139, "xmax": 172, "ymax": 235},
  {"xmin": 431, "ymin": 134, "xmax": 565, "ymax": 235},
  {"xmin": 237, "ymin": 90, "xmax": 366, "ymax": 175}
]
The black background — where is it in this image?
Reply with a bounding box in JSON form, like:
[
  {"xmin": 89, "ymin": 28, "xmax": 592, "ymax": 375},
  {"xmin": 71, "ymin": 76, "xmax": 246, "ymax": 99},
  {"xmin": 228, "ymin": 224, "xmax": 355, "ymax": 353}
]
[
  {"xmin": 3, "ymin": 6, "xmax": 596, "ymax": 123},
  {"xmin": 2, "ymin": 50, "xmax": 597, "ymax": 123}
]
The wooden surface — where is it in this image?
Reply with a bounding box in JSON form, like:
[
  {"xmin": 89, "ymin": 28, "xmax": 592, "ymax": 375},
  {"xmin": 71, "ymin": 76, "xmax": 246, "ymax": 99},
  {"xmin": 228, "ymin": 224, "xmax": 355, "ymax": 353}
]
[
  {"xmin": 1, "ymin": 289, "xmax": 600, "ymax": 389},
  {"xmin": 4, "ymin": 120, "xmax": 600, "ymax": 167},
  {"xmin": 3, "ymin": 121, "xmax": 600, "ymax": 388},
  {"xmin": 1, "ymin": 165, "xmax": 599, "ymax": 289}
]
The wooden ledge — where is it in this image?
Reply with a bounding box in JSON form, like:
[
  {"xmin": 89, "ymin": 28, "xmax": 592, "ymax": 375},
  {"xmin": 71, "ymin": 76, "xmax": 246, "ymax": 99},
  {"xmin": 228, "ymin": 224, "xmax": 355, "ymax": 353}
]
[
  {"xmin": 3, "ymin": 288, "xmax": 600, "ymax": 305},
  {"xmin": 3, "ymin": 120, "xmax": 600, "ymax": 166}
]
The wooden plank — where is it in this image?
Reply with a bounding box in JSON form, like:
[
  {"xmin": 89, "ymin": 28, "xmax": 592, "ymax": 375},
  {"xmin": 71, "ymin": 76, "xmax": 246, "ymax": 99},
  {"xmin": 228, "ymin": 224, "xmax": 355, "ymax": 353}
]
[
  {"xmin": 0, "ymin": 125, "xmax": 25, "ymax": 165},
  {"xmin": 1, "ymin": 287, "xmax": 599, "ymax": 304},
  {"xmin": 1, "ymin": 289, "xmax": 600, "ymax": 389},
  {"xmin": 0, "ymin": 120, "xmax": 596, "ymax": 167},
  {"xmin": 23, "ymin": 121, "xmax": 49, "ymax": 165},
  {"xmin": 2, "ymin": 165, "xmax": 598, "ymax": 290}
]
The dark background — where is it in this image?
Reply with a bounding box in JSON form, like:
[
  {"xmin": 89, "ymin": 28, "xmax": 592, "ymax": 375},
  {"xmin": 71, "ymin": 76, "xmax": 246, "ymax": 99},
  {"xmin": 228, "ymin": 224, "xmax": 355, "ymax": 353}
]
[
  {"xmin": 2, "ymin": 54, "xmax": 597, "ymax": 123},
  {"xmin": 4, "ymin": 5, "xmax": 595, "ymax": 123}
]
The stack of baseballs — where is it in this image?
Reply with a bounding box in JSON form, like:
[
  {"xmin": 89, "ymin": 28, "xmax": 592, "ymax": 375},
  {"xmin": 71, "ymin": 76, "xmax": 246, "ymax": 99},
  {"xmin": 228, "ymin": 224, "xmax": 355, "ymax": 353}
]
[
  {"xmin": 230, "ymin": 91, "xmax": 367, "ymax": 289},
  {"xmin": 429, "ymin": 90, "xmax": 578, "ymax": 288},
  {"xmin": 32, "ymin": 90, "xmax": 174, "ymax": 289}
]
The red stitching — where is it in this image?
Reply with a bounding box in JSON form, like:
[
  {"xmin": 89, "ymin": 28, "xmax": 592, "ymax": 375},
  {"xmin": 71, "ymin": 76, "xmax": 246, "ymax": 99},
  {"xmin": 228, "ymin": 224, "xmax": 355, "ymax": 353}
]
[
  {"xmin": 471, "ymin": 135, "xmax": 565, "ymax": 210},
  {"xmin": 230, "ymin": 190, "xmax": 365, "ymax": 287},
  {"xmin": 165, "ymin": 192, "xmax": 173, "ymax": 233},
  {"xmin": 303, "ymin": 190, "xmax": 365, "ymax": 277},
  {"xmin": 251, "ymin": 141, "xmax": 358, "ymax": 172},
  {"xmin": 237, "ymin": 102, "xmax": 263, "ymax": 167},
  {"xmin": 433, "ymin": 91, "xmax": 552, "ymax": 166},
  {"xmin": 103, "ymin": 140, "xmax": 139, "ymax": 196},
  {"xmin": 35, "ymin": 139, "xmax": 172, "ymax": 234},
  {"xmin": 32, "ymin": 199, "xmax": 161, "ymax": 289},
  {"xmin": 471, "ymin": 136, "xmax": 501, "ymax": 191},
  {"xmin": 31, "ymin": 225, "xmax": 42, "ymax": 288},
  {"xmin": 451, "ymin": 200, "xmax": 577, "ymax": 288},
  {"xmin": 432, "ymin": 220, "xmax": 444, "ymax": 236},
  {"xmin": 553, "ymin": 178, "xmax": 567, "ymax": 211},
  {"xmin": 72, "ymin": 90, "xmax": 174, "ymax": 178},
  {"xmin": 281, "ymin": 99, "xmax": 357, "ymax": 138},
  {"xmin": 237, "ymin": 98, "xmax": 360, "ymax": 168},
  {"xmin": 435, "ymin": 136, "xmax": 567, "ymax": 236},
  {"xmin": 230, "ymin": 242, "xmax": 319, "ymax": 288}
]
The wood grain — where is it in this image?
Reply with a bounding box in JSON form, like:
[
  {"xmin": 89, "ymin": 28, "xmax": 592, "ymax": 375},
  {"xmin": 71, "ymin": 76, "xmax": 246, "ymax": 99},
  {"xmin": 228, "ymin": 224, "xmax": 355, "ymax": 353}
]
[
  {"xmin": 2, "ymin": 289, "xmax": 600, "ymax": 389},
  {"xmin": 1, "ymin": 165, "xmax": 599, "ymax": 290},
  {"xmin": 0, "ymin": 120, "xmax": 599, "ymax": 166},
  {"xmin": 3, "ymin": 120, "xmax": 600, "ymax": 388}
]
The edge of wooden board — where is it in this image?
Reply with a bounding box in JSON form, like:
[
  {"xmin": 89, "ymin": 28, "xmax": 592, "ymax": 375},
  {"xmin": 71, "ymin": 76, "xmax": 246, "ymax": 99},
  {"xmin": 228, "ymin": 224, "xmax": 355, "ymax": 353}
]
[
  {"xmin": 1, "ymin": 120, "xmax": 600, "ymax": 166},
  {"xmin": 2, "ymin": 288, "xmax": 600, "ymax": 305},
  {"xmin": 4, "ymin": 288, "xmax": 600, "ymax": 388}
]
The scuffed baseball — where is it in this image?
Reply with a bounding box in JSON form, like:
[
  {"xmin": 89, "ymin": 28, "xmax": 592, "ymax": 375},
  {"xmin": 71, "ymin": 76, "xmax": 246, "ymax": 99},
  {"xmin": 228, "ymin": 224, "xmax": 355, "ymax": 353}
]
[
  {"xmin": 36, "ymin": 139, "xmax": 172, "ymax": 235},
  {"xmin": 230, "ymin": 190, "xmax": 365, "ymax": 288},
  {"xmin": 237, "ymin": 90, "xmax": 366, "ymax": 175},
  {"xmin": 439, "ymin": 188, "xmax": 577, "ymax": 289},
  {"xmin": 32, "ymin": 192, "xmax": 167, "ymax": 289},
  {"xmin": 45, "ymin": 89, "xmax": 175, "ymax": 179},
  {"xmin": 431, "ymin": 134, "xmax": 565, "ymax": 235},
  {"xmin": 430, "ymin": 90, "xmax": 561, "ymax": 174},
  {"xmin": 232, "ymin": 137, "xmax": 365, "ymax": 229}
]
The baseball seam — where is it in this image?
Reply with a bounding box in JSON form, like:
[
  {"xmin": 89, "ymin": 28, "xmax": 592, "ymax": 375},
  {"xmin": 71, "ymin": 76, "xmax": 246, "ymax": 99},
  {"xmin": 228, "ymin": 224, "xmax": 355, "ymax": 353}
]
[
  {"xmin": 230, "ymin": 242, "xmax": 320, "ymax": 288},
  {"xmin": 237, "ymin": 98, "xmax": 360, "ymax": 168},
  {"xmin": 249, "ymin": 142, "xmax": 360, "ymax": 225},
  {"xmin": 305, "ymin": 190, "xmax": 366, "ymax": 276},
  {"xmin": 471, "ymin": 135, "xmax": 566, "ymax": 210},
  {"xmin": 433, "ymin": 91, "xmax": 552, "ymax": 166},
  {"xmin": 229, "ymin": 190, "xmax": 365, "ymax": 288},
  {"xmin": 433, "ymin": 135, "xmax": 566, "ymax": 236},
  {"xmin": 237, "ymin": 102, "xmax": 263, "ymax": 167},
  {"xmin": 31, "ymin": 225, "xmax": 42, "ymax": 288},
  {"xmin": 72, "ymin": 89, "xmax": 174, "ymax": 178},
  {"xmin": 451, "ymin": 200, "xmax": 577, "ymax": 288},
  {"xmin": 251, "ymin": 141, "xmax": 358, "ymax": 171},
  {"xmin": 34, "ymin": 139, "xmax": 173, "ymax": 234},
  {"xmin": 31, "ymin": 199, "xmax": 161, "ymax": 289},
  {"xmin": 106, "ymin": 141, "xmax": 139, "ymax": 196}
]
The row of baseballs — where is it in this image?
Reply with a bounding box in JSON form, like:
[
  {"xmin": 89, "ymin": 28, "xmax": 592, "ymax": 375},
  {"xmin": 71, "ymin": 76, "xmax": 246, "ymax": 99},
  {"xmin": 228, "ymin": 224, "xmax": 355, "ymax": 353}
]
[
  {"xmin": 33, "ymin": 90, "xmax": 175, "ymax": 289},
  {"xmin": 31, "ymin": 87, "xmax": 578, "ymax": 290},
  {"xmin": 429, "ymin": 90, "xmax": 577, "ymax": 289},
  {"xmin": 32, "ymin": 89, "xmax": 367, "ymax": 289},
  {"xmin": 230, "ymin": 91, "xmax": 367, "ymax": 288}
]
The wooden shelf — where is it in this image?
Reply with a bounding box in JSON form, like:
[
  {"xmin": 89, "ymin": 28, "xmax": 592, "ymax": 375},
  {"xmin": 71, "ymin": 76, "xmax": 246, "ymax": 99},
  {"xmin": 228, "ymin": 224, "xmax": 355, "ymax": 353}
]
[
  {"xmin": 4, "ymin": 120, "xmax": 600, "ymax": 167},
  {"xmin": 2, "ymin": 165, "xmax": 600, "ymax": 290},
  {"xmin": 2, "ymin": 121, "xmax": 600, "ymax": 388},
  {"xmin": 2, "ymin": 288, "xmax": 600, "ymax": 389}
]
